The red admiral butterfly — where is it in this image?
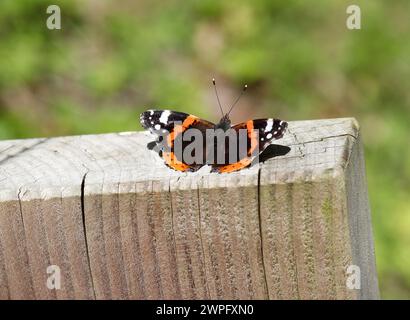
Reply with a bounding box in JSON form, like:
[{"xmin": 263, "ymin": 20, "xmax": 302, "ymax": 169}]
[{"xmin": 140, "ymin": 79, "xmax": 287, "ymax": 173}]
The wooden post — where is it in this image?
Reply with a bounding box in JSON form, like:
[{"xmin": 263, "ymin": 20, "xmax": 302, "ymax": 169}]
[{"xmin": 0, "ymin": 118, "xmax": 379, "ymax": 299}]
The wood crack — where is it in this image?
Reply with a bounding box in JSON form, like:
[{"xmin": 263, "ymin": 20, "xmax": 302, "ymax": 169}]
[
  {"xmin": 0, "ymin": 139, "xmax": 48, "ymax": 166},
  {"xmin": 287, "ymin": 133, "xmax": 357, "ymax": 148},
  {"xmin": 15, "ymin": 186, "xmax": 35, "ymax": 298},
  {"xmin": 257, "ymin": 167, "xmax": 270, "ymax": 299},
  {"xmin": 80, "ymin": 172, "xmax": 96, "ymax": 299}
]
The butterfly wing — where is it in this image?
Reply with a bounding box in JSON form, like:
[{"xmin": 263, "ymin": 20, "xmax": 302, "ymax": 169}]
[
  {"xmin": 140, "ymin": 110, "xmax": 214, "ymax": 172},
  {"xmin": 249, "ymin": 118, "xmax": 288, "ymax": 150},
  {"xmin": 211, "ymin": 118, "xmax": 288, "ymax": 173}
]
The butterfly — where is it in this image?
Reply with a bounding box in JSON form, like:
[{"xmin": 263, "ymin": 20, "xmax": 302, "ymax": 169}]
[{"xmin": 140, "ymin": 79, "xmax": 288, "ymax": 173}]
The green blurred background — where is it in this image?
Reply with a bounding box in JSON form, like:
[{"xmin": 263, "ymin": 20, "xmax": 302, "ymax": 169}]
[{"xmin": 0, "ymin": 0, "xmax": 409, "ymax": 299}]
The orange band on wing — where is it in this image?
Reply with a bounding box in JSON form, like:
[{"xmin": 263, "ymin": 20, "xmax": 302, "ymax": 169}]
[
  {"xmin": 246, "ymin": 120, "xmax": 259, "ymax": 156},
  {"xmin": 162, "ymin": 151, "xmax": 191, "ymax": 171},
  {"xmin": 214, "ymin": 121, "xmax": 258, "ymax": 173},
  {"xmin": 166, "ymin": 115, "xmax": 198, "ymax": 147},
  {"xmin": 216, "ymin": 158, "xmax": 252, "ymax": 173}
]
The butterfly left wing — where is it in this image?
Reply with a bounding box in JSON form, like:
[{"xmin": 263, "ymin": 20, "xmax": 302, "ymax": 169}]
[
  {"xmin": 212, "ymin": 118, "xmax": 288, "ymax": 173},
  {"xmin": 140, "ymin": 109, "xmax": 214, "ymax": 172}
]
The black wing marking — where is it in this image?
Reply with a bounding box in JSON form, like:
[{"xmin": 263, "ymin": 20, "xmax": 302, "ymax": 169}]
[
  {"xmin": 217, "ymin": 118, "xmax": 288, "ymax": 166},
  {"xmin": 240, "ymin": 118, "xmax": 287, "ymax": 152},
  {"xmin": 140, "ymin": 110, "xmax": 188, "ymax": 133},
  {"xmin": 140, "ymin": 109, "xmax": 214, "ymax": 134}
]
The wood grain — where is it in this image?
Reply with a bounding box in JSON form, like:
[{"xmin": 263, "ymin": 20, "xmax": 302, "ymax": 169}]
[{"xmin": 0, "ymin": 118, "xmax": 379, "ymax": 299}]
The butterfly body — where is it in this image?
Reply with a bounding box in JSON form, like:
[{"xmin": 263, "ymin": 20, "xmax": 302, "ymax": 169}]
[
  {"xmin": 214, "ymin": 114, "xmax": 231, "ymax": 131},
  {"xmin": 140, "ymin": 109, "xmax": 287, "ymax": 173}
]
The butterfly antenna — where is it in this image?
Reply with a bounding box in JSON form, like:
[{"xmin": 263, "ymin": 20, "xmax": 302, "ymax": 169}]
[
  {"xmin": 212, "ymin": 78, "xmax": 225, "ymax": 117},
  {"xmin": 227, "ymin": 84, "xmax": 247, "ymax": 116}
]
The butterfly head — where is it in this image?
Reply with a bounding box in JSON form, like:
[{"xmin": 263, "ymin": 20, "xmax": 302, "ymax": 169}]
[{"xmin": 215, "ymin": 114, "xmax": 232, "ymax": 131}]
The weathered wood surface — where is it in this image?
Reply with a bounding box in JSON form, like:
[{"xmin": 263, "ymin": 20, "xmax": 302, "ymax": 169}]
[{"xmin": 0, "ymin": 118, "xmax": 379, "ymax": 299}]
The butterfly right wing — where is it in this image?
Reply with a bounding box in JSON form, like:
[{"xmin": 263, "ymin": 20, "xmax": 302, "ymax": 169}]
[{"xmin": 211, "ymin": 118, "xmax": 288, "ymax": 173}]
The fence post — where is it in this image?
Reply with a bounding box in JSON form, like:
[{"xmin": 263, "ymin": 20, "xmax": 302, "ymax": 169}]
[{"xmin": 0, "ymin": 118, "xmax": 379, "ymax": 299}]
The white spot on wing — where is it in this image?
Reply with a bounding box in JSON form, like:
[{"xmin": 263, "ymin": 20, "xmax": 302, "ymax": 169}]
[
  {"xmin": 266, "ymin": 133, "xmax": 272, "ymax": 139},
  {"xmin": 154, "ymin": 124, "xmax": 161, "ymax": 130},
  {"xmin": 266, "ymin": 119, "xmax": 273, "ymax": 132},
  {"xmin": 159, "ymin": 110, "xmax": 171, "ymax": 124}
]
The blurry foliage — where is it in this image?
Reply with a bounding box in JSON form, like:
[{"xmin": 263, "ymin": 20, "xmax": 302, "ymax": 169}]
[{"xmin": 0, "ymin": 0, "xmax": 409, "ymax": 298}]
